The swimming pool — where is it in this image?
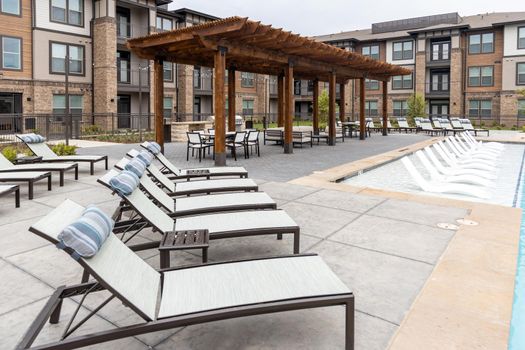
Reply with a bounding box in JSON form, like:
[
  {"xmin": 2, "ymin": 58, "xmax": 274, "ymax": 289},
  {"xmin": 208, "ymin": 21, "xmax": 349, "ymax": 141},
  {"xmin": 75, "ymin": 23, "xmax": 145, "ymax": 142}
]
[{"xmin": 341, "ymin": 143, "xmax": 525, "ymax": 348}]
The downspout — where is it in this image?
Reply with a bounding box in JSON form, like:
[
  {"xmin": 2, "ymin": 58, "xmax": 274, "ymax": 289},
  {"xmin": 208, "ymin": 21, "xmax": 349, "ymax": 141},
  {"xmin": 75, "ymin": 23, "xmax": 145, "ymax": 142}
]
[
  {"xmin": 461, "ymin": 31, "xmax": 467, "ymax": 117},
  {"xmin": 91, "ymin": 2, "xmax": 95, "ymax": 124},
  {"xmin": 30, "ymin": 0, "xmax": 35, "ymax": 113}
]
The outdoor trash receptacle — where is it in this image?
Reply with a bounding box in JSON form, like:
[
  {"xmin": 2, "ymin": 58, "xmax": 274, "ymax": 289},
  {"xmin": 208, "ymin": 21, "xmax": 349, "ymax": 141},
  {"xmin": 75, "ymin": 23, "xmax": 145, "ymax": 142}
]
[{"xmin": 245, "ymin": 120, "xmax": 253, "ymax": 129}]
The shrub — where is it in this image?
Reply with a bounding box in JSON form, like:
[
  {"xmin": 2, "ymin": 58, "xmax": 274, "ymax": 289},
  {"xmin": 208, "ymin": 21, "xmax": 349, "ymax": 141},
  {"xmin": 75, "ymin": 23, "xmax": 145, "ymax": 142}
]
[
  {"xmin": 512, "ymin": 125, "xmax": 518, "ymax": 131},
  {"xmin": 83, "ymin": 125, "xmax": 103, "ymax": 135},
  {"xmin": 406, "ymin": 93, "xmax": 426, "ymax": 121},
  {"xmin": 1, "ymin": 146, "xmax": 18, "ymax": 162},
  {"xmin": 51, "ymin": 143, "xmax": 77, "ymax": 156}
]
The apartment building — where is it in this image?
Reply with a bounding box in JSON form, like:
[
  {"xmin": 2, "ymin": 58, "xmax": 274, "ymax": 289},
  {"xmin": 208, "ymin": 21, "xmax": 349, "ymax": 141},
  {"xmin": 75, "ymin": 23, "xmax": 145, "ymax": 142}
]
[{"xmin": 316, "ymin": 12, "xmax": 525, "ymax": 125}]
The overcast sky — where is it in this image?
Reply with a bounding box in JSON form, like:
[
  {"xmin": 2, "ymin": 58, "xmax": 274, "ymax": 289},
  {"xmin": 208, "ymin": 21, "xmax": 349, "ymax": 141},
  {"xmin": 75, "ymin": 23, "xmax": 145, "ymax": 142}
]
[{"xmin": 170, "ymin": 0, "xmax": 524, "ymax": 36}]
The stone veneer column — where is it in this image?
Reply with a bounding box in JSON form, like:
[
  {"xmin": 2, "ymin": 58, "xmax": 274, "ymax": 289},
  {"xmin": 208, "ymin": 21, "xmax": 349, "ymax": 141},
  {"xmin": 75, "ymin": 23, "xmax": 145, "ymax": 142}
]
[
  {"xmin": 415, "ymin": 52, "xmax": 426, "ymax": 97},
  {"xmin": 93, "ymin": 17, "xmax": 117, "ymax": 127},
  {"xmin": 449, "ymin": 48, "xmax": 463, "ymax": 116},
  {"xmin": 177, "ymin": 65, "xmax": 195, "ymax": 121}
]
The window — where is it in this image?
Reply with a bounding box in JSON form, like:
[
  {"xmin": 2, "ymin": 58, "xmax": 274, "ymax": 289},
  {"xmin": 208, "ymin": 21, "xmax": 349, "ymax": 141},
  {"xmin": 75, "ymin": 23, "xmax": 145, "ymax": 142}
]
[
  {"xmin": 163, "ymin": 61, "xmax": 173, "ymax": 82},
  {"xmin": 393, "ymin": 101, "xmax": 407, "ymax": 116},
  {"xmin": 242, "ymin": 99, "xmax": 254, "ymax": 115},
  {"xmin": 518, "ymin": 100, "xmax": 525, "ymax": 118},
  {"xmin": 116, "ymin": 51, "xmax": 130, "ymax": 83},
  {"xmin": 156, "ymin": 16, "xmax": 173, "ymax": 32},
  {"xmin": 392, "ymin": 73, "xmax": 413, "ymax": 89},
  {"xmin": 163, "ymin": 97, "xmax": 173, "ymax": 118},
  {"xmin": 468, "ymin": 100, "xmax": 492, "ymax": 118},
  {"xmin": 193, "ymin": 67, "xmax": 201, "ymax": 89},
  {"xmin": 362, "ymin": 45, "xmax": 379, "ymax": 60},
  {"xmin": 52, "ymin": 95, "xmax": 83, "ymax": 116},
  {"xmin": 294, "ymin": 80, "xmax": 301, "ymax": 95},
  {"xmin": 51, "ymin": 42, "xmax": 84, "ymax": 75},
  {"xmin": 392, "ymin": 40, "xmax": 413, "ymax": 60},
  {"xmin": 241, "ymin": 72, "xmax": 254, "ymax": 88},
  {"xmin": 116, "ymin": 7, "xmax": 130, "ymax": 38},
  {"xmin": 469, "ymin": 33, "xmax": 494, "ymax": 54},
  {"xmin": 365, "ymin": 100, "xmax": 378, "ymax": 117},
  {"xmin": 519, "ymin": 27, "xmax": 525, "ymax": 50},
  {"xmin": 1, "ymin": 0, "xmax": 20, "ymax": 15},
  {"xmin": 1, "ymin": 36, "xmax": 21, "ymax": 70},
  {"xmin": 468, "ymin": 66, "xmax": 493, "ymax": 87},
  {"xmin": 518, "ymin": 63, "xmax": 525, "ymax": 85},
  {"xmin": 365, "ymin": 79, "xmax": 379, "ymax": 90},
  {"xmin": 51, "ymin": 0, "xmax": 83, "ymax": 26}
]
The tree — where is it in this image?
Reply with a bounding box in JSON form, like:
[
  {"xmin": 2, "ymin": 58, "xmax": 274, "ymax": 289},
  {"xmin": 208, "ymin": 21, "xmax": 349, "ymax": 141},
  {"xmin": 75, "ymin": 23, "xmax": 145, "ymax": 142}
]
[
  {"xmin": 518, "ymin": 88, "xmax": 525, "ymax": 97},
  {"xmin": 318, "ymin": 90, "xmax": 329, "ymax": 128},
  {"xmin": 406, "ymin": 93, "xmax": 426, "ymax": 123}
]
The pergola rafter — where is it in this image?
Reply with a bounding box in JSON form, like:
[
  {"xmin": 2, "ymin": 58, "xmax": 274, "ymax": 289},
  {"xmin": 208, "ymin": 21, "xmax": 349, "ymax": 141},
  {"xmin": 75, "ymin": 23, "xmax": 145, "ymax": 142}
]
[{"xmin": 127, "ymin": 16, "xmax": 411, "ymax": 165}]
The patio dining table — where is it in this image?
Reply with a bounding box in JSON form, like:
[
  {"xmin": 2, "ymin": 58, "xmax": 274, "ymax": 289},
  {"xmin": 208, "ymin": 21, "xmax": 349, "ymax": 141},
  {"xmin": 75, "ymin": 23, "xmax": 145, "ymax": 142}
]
[{"xmin": 341, "ymin": 122, "xmax": 359, "ymax": 138}]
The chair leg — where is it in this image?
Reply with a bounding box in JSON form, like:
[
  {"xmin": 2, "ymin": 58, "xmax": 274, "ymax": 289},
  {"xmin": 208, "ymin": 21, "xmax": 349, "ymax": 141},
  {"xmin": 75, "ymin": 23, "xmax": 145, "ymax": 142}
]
[
  {"xmin": 345, "ymin": 298, "xmax": 355, "ymax": 350},
  {"xmin": 186, "ymin": 145, "xmax": 189, "ymax": 161}
]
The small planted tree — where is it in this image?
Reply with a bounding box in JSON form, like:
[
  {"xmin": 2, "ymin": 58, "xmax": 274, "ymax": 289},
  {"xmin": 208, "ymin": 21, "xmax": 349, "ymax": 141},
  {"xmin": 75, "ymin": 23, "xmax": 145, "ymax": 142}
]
[
  {"xmin": 318, "ymin": 90, "xmax": 329, "ymax": 129},
  {"xmin": 406, "ymin": 93, "xmax": 426, "ymax": 125}
]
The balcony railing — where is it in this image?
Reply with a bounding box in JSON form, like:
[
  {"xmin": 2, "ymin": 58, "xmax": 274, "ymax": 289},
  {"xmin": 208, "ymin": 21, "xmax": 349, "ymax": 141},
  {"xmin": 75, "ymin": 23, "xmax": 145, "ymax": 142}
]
[
  {"xmin": 117, "ymin": 22, "xmax": 149, "ymax": 40},
  {"xmin": 425, "ymin": 82, "xmax": 450, "ymax": 96},
  {"xmin": 117, "ymin": 68, "xmax": 150, "ymax": 88},
  {"xmin": 426, "ymin": 50, "xmax": 451, "ymax": 65},
  {"xmin": 194, "ymin": 74, "xmax": 213, "ymax": 91}
]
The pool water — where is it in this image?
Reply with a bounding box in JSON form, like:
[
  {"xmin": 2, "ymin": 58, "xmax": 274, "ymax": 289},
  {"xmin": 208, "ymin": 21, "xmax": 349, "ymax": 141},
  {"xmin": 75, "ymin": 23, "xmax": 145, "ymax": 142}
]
[{"xmin": 509, "ymin": 147, "xmax": 525, "ymax": 350}]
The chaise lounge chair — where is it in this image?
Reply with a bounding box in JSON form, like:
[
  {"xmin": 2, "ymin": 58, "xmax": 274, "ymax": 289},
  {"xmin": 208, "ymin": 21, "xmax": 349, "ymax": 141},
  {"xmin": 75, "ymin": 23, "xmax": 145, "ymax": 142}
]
[
  {"xmin": 415, "ymin": 151, "xmax": 493, "ymax": 187},
  {"xmin": 401, "ymin": 156, "xmax": 490, "ymax": 199},
  {"xmin": 459, "ymin": 119, "xmax": 489, "ymax": 136},
  {"xmin": 124, "ymin": 152, "xmax": 258, "ymax": 197},
  {"xmin": 19, "ymin": 199, "xmax": 354, "ymax": 350},
  {"xmin": 16, "ymin": 133, "xmax": 108, "ymax": 175},
  {"xmin": 0, "ymin": 184, "xmax": 20, "ymax": 208},
  {"xmin": 106, "ymin": 166, "xmax": 276, "ymax": 217},
  {"xmin": 98, "ymin": 170, "xmax": 301, "ymax": 261},
  {"xmin": 140, "ymin": 141, "xmax": 248, "ymax": 180},
  {"xmin": 0, "ymin": 171, "xmax": 52, "ymax": 199},
  {"xmin": 0, "ymin": 152, "xmax": 78, "ymax": 186},
  {"xmin": 420, "ymin": 119, "xmax": 444, "ymax": 136},
  {"xmin": 423, "ymin": 146, "xmax": 497, "ymax": 180},
  {"xmin": 433, "ymin": 141, "xmax": 497, "ymax": 172},
  {"xmin": 396, "ymin": 118, "xmax": 418, "ymax": 133}
]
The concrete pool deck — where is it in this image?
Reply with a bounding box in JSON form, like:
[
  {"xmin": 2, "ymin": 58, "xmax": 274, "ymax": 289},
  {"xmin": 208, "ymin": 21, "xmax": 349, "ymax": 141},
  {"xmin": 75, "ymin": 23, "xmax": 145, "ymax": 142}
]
[{"xmin": 0, "ymin": 133, "xmax": 520, "ymax": 349}]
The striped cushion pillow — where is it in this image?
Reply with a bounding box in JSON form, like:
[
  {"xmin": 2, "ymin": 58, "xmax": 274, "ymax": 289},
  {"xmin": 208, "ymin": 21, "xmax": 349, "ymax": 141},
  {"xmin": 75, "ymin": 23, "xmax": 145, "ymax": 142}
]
[
  {"xmin": 109, "ymin": 170, "xmax": 140, "ymax": 197},
  {"xmin": 57, "ymin": 205, "xmax": 114, "ymax": 259},
  {"xmin": 136, "ymin": 150, "xmax": 154, "ymax": 166},
  {"xmin": 125, "ymin": 158, "xmax": 146, "ymax": 178},
  {"xmin": 146, "ymin": 141, "xmax": 161, "ymax": 155},
  {"xmin": 20, "ymin": 133, "xmax": 46, "ymax": 144}
]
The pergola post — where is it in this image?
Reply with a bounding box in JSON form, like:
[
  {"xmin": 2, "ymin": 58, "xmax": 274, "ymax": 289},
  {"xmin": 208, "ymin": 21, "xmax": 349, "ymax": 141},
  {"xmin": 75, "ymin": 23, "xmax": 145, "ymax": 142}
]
[
  {"xmin": 328, "ymin": 71, "xmax": 337, "ymax": 146},
  {"xmin": 339, "ymin": 82, "xmax": 346, "ymax": 123},
  {"xmin": 382, "ymin": 80, "xmax": 388, "ymax": 136},
  {"xmin": 284, "ymin": 63, "xmax": 294, "ymax": 153},
  {"xmin": 153, "ymin": 57, "xmax": 165, "ymax": 152},
  {"xmin": 277, "ymin": 73, "xmax": 284, "ymax": 127},
  {"xmin": 228, "ymin": 67, "xmax": 236, "ymax": 132},
  {"xmin": 214, "ymin": 47, "xmax": 227, "ymax": 166},
  {"xmin": 359, "ymin": 77, "xmax": 366, "ymax": 140},
  {"xmin": 312, "ymin": 79, "xmax": 319, "ymax": 134}
]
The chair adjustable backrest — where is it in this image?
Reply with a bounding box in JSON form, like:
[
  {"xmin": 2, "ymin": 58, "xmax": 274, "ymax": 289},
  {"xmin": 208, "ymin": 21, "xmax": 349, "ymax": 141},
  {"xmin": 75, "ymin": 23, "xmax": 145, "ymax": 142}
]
[
  {"xmin": 459, "ymin": 119, "xmax": 474, "ymax": 130},
  {"xmin": 0, "ymin": 152, "xmax": 15, "ymax": 169},
  {"xmin": 234, "ymin": 131, "xmax": 246, "ymax": 143},
  {"xmin": 22, "ymin": 140, "xmax": 57, "ymax": 158},
  {"xmin": 247, "ymin": 130, "xmax": 259, "ymax": 142},
  {"xmin": 187, "ymin": 132, "xmax": 202, "ymax": 144},
  {"xmin": 30, "ymin": 199, "xmax": 161, "ymax": 321},
  {"xmin": 450, "ymin": 118, "xmax": 463, "ymax": 129}
]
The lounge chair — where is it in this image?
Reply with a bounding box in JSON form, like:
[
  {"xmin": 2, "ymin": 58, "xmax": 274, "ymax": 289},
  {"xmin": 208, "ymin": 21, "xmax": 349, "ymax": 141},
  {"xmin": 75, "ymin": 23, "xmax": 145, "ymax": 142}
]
[
  {"xmin": 438, "ymin": 119, "xmax": 461, "ymax": 136},
  {"xmin": 0, "ymin": 184, "xmax": 20, "ymax": 208},
  {"xmin": 432, "ymin": 118, "xmax": 444, "ymax": 130},
  {"xmin": 450, "ymin": 118, "xmax": 464, "ymax": 130},
  {"xmin": 401, "ymin": 157, "xmax": 489, "ymax": 199},
  {"xmin": 105, "ymin": 167, "xmax": 276, "ymax": 217},
  {"xmin": 123, "ymin": 153, "xmax": 258, "ymax": 197},
  {"xmin": 433, "ymin": 141, "xmax": 497, "ymax": 172},
  {"xmin": 460, "ymin": 132, "xmax": 503, "ymax": 151},
  {"xmin": 396, "ymin": 118, "xmax": 417, "ymax": 133},
  {"xmin": 415, "ymin": 151, "xmax": 492, "ymax": 187},
  {"xmin": 98, "ymin": 170, "xmax": 301, "ymax": 258},
  {"xmin": 420, "ymin": 119, "xmax": 444, "ymax": 136},
  {"xmin": 424, "ymin": 147, "xmax": 497, "ymax": 180},
  {"xmin": 0, "ymin": 171, "xmax": 51, "ymax": 199},
  {"xmin": 20, "ymin": 199, "xmax": 354, "ymax": 350},
  {"xmin": 0, "ymin": 152, "xmax": 78, "ymax": 186},
  {"xmin": 445, "ymin": 138, "xmax": 498, "ymax": 162},
  {"xmin": 459, "ymin": 119, "xmax": 490, "ymax": 136},
  {"xmin": 140, "ymin": 141, "xmax": 248, "ymax": 180},
  {"xmin": 16, "ymin": 133, "xmax": 108, "ymax": 175},
  {"xmin": 453, "ymin": 134, "xmax": 500, "ymax": 157}
]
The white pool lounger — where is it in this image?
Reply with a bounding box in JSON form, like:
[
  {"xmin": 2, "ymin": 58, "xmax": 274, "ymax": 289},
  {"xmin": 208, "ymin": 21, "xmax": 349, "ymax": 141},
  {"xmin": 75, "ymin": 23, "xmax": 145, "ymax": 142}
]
[
  {"xmin": 401, "ymin": 157, "xmax": 490, "ymax": 199},
  {"xmin": 451, "ymin": 135, "xmax": 500, "ymax": 157},
  {"xmin": 434, "ymin": 142, "xmax": 498, "ymax": 172},
  {"xmin": 415, "ymin": 151, "xmax": 493, "ymax": 187},
  {"xmin": 423, "ymin": 147, "xmax": 497, "ymax": 180},
  {"xmin": 446, "ymin": 138, "xmax": 499, "ymax": 161}
]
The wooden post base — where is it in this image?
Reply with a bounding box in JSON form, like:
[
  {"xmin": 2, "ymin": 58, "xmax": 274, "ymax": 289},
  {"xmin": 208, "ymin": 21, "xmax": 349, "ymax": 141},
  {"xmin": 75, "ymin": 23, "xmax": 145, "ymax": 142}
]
[
  {"xmin": 328, "ymin": 137, "xmax": 336, "ymax": 146},
  {"xmin": 215, "ymin": 153, "xmax": 226, "ymax": 166},
  {"xmin": 284, "ymin": 143, "xmax": 293, "ymax": 154}
]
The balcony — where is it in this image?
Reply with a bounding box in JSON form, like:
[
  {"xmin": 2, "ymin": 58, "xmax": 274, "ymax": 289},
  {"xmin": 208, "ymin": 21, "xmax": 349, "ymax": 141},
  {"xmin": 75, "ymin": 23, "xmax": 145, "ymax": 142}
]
[
  {"xmin": 117, "ymin": 22, "xmax": 149, "ymax": 42},
  {"xmin": 193, "ymin": 73, "xmax": 213, "ymax": 95},
  {"xmin": 426, "ymin": 49, "xmax": 451, "ymax": 67},
  {"xmin": 425, "ymin": 82, "xmax": 450, "ymax": 98},
  {"xmin": 117, "ymin": 68, "xmax": 150, "ymax": 92}
]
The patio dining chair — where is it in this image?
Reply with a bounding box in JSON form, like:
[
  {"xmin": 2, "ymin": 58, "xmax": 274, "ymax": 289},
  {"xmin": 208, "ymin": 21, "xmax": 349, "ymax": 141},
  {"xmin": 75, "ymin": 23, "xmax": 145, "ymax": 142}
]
[
  {"xmin": 186, "ymin": 132, "xmax": 212, "ymax": 162},
  {"xmin": 245, "ymin": 130, "xmax": 261, "ymax": 157},
  {"xmin": 226, "ymin": 131, "xmax": 247, "ymax": 161},
  {"xmin": 21, "ymin": 199, "xmax": 354, "ymax": 350}
]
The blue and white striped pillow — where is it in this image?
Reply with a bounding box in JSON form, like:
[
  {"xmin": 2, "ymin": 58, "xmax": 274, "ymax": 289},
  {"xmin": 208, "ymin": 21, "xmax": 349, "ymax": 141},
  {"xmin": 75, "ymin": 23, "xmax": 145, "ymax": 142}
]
[
  {"xmin": 109, "ymin": 170, "xmax": 140, "ymax": 197},
  {"xmin": 57, "ymin": 205, "xmax": 114, "ymax": 259},
  {"xmin": 125, "ymin": 158, "xmax": 146, "ymax": 178},
  {"xmin": 136, "ymin": 150, "xmax": 154, "ymax": 166},
  {"xmin": 20, "ymin": 133, "xmax": 46, "ymax": 144},
  {"xmin": 146, "ymin": 141, "xmax": 161, "ymax": 155}
]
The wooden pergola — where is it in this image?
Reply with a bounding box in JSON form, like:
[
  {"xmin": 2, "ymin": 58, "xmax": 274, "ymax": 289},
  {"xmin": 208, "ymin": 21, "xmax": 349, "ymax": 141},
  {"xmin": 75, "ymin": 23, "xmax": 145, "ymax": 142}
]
[{"xmin": 128, "ymin": 17, "xmax": 411, "ymax": 166}]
